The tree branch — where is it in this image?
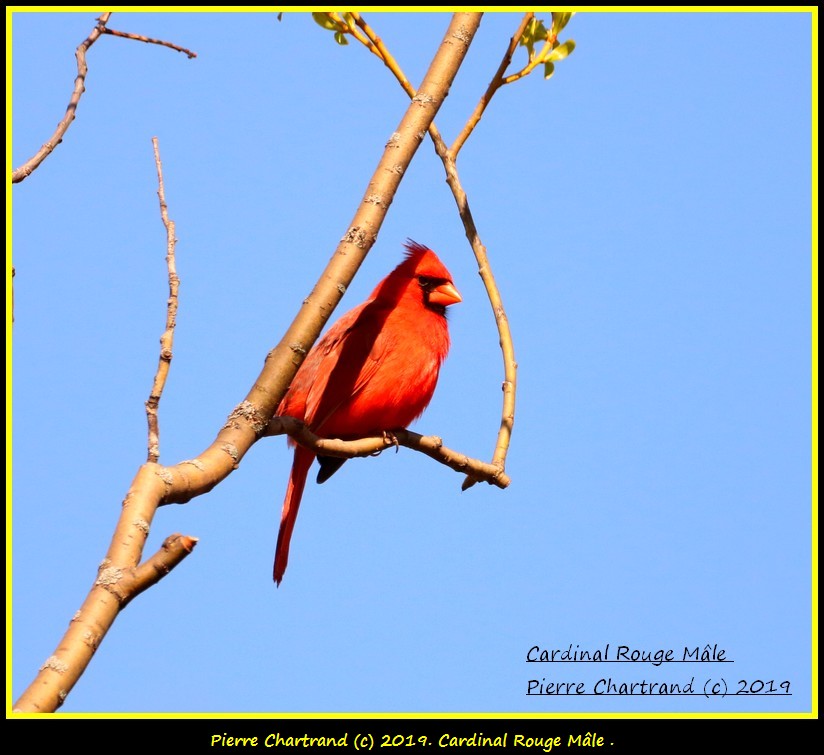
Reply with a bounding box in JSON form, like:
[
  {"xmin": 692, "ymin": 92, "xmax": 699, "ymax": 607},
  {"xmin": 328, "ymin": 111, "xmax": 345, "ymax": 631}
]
[
  {"xmin": 145, "ymin": 138, "xmax": 179, "ymax": 464},
  {"xmin": 100, "ymin": 26, "xmax": 197, "ymax": 58},
  {"xmin": 13, "ymin": 12, "xmax": 483, "ymax": 714},
  {"xmin": 436, "ymin": 152, "xmax": 517, "ymax": 491},
  {"xmin": 11, "ymin": 13, "xmax": 112, "ymax": 184},
  {"xmin": 262, "ymin": 417, "xmax": 510, "ymax": 489},
  {"xmin": 347, "ymin": 11, "xmax": 520, "ymax": 488},
  {"xmin": 104, "ymin": 534, "xmax": 199, "ymax": 608},
  {"xmin": 450, "ymin": 12, "xmax": 534, "ymax": 157},
  {"xmin": 12, "ymin": 461, "xmax": 194, "ymax": 712},
  {"xmin": 11, "ymin": 13, "xmax": 197, "ymax": 184}
]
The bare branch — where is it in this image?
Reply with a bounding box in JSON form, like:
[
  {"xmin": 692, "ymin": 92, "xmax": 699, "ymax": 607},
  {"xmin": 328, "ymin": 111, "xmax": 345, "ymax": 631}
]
[
  {"xmin": 348, "ymin": 12, "xmax": 519, "ymax": 488},
  {"xmin": 11, "ymin": 13, "xmax": 196, "ymax": 184},
  {"xmin": 348, "ymin": 13, "xmax": 415, "ymax": 92},
  {"xmin": 111, "ymin": 534, "xmax": 199, "ymax": 608},
  {"xmin": 263, "ymin": 417, "xmax": 511, "ymax": 489},
  {"xmin": 11, "ymin": 13, "xmax": 112, "ymax": 184},
  {"xmin": 436, "ymin": 153, "xmax": 516, "ymax": 490},
  {"xmin": 13, "ymin": 13, "xmax": 483, "ymax": 714},
  {"xmin": 239, "ymin": 14, "xmax": 481, "ymax": 425},
  {"xmin": 450, "ymin": 13, "xmax": 534, "ymax": 157},
  {"xmin": 145, "ymin": 138, "xmax": 180, "ymax": 464},
  {"xmin": 101, "ymin": 26, "xmax": 197, "ymax": 58},
  {"xmin": 13, "ymin": 462, "xmax": 177, "ymax": 712}
]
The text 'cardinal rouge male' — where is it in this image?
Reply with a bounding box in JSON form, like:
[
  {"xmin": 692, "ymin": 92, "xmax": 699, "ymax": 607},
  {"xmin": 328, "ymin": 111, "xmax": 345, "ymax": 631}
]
[{"xmin": 274, "ymin": 241, "xmax": 462, "ymax": 585}]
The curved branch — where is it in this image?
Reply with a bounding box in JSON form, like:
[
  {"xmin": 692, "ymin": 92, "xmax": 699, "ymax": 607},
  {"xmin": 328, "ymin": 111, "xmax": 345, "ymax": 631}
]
[
  {"xmin": 350, "ymin": 12, "xmax": 519, "ymax": 488},
  {"xmin": 435, "ymin": 152, "xmax": 516, "ymax": 490},
  {"xmin": 13, "ymin": 13, "xmax": 483, "ymax": 714},
  {"xmin": 11, "ymin": 13, "xmax": 112, "ymax": 184},
  {"xmin": 263, "ymin": 417, "xmax": 511, "ymax": 489},
  {"xmin": 11, "ymin": 13, "xmax": 197, "ymax": 185}
]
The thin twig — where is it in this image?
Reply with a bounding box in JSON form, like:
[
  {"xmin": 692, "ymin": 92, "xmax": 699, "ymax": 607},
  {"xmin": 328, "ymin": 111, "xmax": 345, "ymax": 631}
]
[
  {"xmin": 145, "ymin": 138, "xmax": 180, "ymax": 464},
  {"xmin": 347, "ymin": 13, "xmax": 414, "ymax": 92},
  {"xmin": 437, "ymin": 152, "xmax": 516, "ymax": 490},
  {"xmin": 263, "ymin": 416, "xmax": 511, "ymax": 489},
  {"xmin": 450, "ymin": 13, "xmax": 534, "ymax": 157},
  {"xmin": 11, "ymin": 13, "xmax": 197, "ymax": 184},
  {"xmin": 101, "ymin": 26, "xmax": 197, "ymax": 58},
  {"xmin": 350, "ymin": 12, "xmax": 519, "ymax": 488},
  {"xmin": 11, "ymin": 13, "xmax": 112, "ymax": 184},
  {"xmin": 351, "ymin": 13, "xmax": 415, "ymax": 98}
]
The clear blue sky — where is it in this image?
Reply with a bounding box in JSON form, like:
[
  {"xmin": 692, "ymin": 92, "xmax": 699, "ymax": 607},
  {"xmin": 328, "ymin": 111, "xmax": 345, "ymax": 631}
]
[{"xmin": 10, "ymin": 10, "xmax": 814, "ymax": 715}]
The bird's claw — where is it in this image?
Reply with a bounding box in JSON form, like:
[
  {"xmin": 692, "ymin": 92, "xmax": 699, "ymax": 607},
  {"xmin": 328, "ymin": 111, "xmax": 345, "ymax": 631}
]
[{"xmin": 383, "ymin": 430, "xmax": 400, "ymax": 453}]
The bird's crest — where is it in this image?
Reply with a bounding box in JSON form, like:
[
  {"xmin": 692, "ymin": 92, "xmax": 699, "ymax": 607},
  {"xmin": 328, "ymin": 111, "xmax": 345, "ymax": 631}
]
[{"xmin": 401, "ymin": 239, "xmax": 453, "ymax": 281}]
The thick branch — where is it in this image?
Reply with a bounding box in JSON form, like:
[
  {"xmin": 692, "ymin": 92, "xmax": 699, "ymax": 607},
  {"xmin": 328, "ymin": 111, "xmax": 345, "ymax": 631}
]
[
  {"xmin": 11, "ymin": 13, "xmax": 112, "ymax": 184},
  {"xmin": 145, "ymin": 138, "xmax": 179, "ymax": 464},
  {"xmin": 351, "ymin": 12, "xmax": 518, "ymax": 488},
  {"xmin": 219, "ymin": 13, "xmax": 482, "ymax": 452},
  {"xmin": 12, "ymin": 463, "xmax": 196, "ymax": 713},
  {"xmin": 13, "ymin": 13, "xmax": 483, "ymax": 714}
]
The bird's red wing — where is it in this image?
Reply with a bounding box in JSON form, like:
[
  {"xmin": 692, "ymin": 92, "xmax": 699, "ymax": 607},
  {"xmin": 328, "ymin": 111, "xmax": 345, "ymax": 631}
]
[
  {"xmin": 278, "ymin": 301, "xmax": 369, "ymax": 421},
  {"xmin": 303, "ymin": 300, "xmax": 391, "ymax": 436}
]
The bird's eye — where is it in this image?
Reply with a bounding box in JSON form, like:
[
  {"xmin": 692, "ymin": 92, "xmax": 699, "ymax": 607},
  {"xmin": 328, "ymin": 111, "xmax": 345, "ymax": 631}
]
[{"xmin": 417, "ymin": 276, "xmax": 432, "ymax": 291}]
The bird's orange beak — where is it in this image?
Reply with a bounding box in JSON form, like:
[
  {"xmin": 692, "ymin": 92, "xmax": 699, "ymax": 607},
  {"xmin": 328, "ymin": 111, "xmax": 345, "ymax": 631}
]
[{"xmin": 428, "ymin": 281, "xmax": 462, "ymax": 307}]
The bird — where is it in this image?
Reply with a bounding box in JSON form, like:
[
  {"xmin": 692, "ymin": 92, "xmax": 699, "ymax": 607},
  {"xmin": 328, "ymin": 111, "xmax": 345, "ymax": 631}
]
[{"xmin": 273, "ymin": 240, "xmax": 462, "ymax": 585}]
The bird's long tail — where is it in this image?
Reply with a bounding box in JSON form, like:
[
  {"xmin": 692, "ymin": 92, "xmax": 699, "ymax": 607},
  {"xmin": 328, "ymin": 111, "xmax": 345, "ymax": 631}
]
[{"xmin": 273, "ymin": 445, "xmax": 314, "ymax": 586}]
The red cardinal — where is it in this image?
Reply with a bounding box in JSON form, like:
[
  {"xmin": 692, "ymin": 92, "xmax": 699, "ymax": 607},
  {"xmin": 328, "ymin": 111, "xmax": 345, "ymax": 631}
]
[{"xmin": 273, "ymin": 241, "xmax": 461, "ymax": 585}]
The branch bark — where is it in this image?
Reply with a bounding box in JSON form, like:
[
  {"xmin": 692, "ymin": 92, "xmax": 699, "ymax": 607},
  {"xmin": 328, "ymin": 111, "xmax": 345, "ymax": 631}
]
[
  {"xmin": 11, "ymin": 13, "xmax": 196, "ymax": 184},
  {"xmin": 13, "ymin": 12, "xmax": 483, "ymax": 714},
  {"xmin": 100, "ymin": 26, "xmax": 197, "ymax": 58},
  {"xmin": 145, "ymin": 138, "xmax": 179, "ymax": 464},
  {"xmin": 349, "ymin": 11, "xmax": 521, "ymax": 488},
  {"xmin": 11, "ymin": 13, "xmax": 112, "ymax": 184},
  {"xmin": 263, "ymin": 417, "xmax": 511, "ymax": 489}
]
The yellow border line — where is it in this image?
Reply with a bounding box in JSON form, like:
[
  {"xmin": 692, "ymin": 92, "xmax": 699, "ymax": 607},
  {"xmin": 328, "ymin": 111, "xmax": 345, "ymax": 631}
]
[
  {"xmin": 5, "ymin": 1, "xmax": 14, "ymax": 727},
  {"xmin": 810, "ymin": 0, "xmax": 820, "ymax": 728},
  {"xmin": 7, "ymin": 6, "xmax": 818, "ymax": 721}
]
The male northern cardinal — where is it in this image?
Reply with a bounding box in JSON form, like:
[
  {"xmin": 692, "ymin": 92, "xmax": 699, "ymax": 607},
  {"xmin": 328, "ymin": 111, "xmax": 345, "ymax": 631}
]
[{"xmin": 273, "ymin": 241, "xmax": 461, "ymax": 585}]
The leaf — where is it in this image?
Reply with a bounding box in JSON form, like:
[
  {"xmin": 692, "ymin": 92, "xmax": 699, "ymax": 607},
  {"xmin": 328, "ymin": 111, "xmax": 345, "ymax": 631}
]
[
  {"xmin": 546, "ymin": 39, "xmax": 576, "ymax": 62},
  {"xmin": 551, "ymin": 12, "xmax": 575, "ymax": 35},
  {"xmin": 334, "ymin": 30, "xmax": 349, "ymax": 46},
  {"xmin": 312, "ymin": 12, "xmax": 338, "ymax": 31},
  {"xmin": 543, "ymin": 61, "xmax": 555, "ymax": 80},
  {"xmin": 520, "ymin": 17, "xmax": 549, "ymax": 60}
]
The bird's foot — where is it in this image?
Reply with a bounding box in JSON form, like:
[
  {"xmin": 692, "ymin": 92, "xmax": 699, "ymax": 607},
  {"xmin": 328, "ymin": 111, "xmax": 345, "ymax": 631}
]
[{"xmin": 382, "ymin": 430, "xmax": 401, "ymax": 453}]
